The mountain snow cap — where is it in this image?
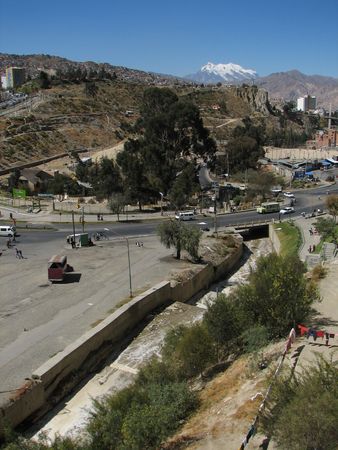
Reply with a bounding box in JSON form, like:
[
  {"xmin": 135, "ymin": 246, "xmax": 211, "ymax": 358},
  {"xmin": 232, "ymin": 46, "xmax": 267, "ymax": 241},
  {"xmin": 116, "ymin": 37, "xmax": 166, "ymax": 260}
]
[{"xmin": 201, "ymin": 62, "xmax": 257, "ymax": 81}]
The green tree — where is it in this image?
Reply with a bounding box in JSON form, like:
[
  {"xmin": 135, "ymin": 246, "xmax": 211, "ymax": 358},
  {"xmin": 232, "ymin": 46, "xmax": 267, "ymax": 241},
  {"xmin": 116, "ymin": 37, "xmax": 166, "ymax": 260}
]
[
  {"xmin": 247, "ymin": 169, "xmax": 278, "ymax": 199},
  {"xmin": 157, "ymin": 220, "xmax": 183, "ymax": 259},
  {"xmin": 204, "ymin": 293, "xmax": 247, "ymax": 356},
  {"xmin": 181, "ymin": 224, "xmax": 202, "ymax": 262},
  {"xmin": 108, "ymin": 193, "xmax": 126, "ymax": 221},
  {"xmin": 118, "ymin": 88, "xmax": 216, "ymax": 199},
  {"xmin": 326, "ymin": 194, "xmax": 338, "ymax": 222},
  {"xmin": 87, "ymin": 157, "xmax": 122, "ymax": 199},
  {"xmin": 161, "ymin": 324, "xmax": 216, "ymax": 379},
  {"xmin": 116, "ymin": 139, "xmax": 156, "ymax": 210},
  {"xmin": 7, "ymin": 169, "xmax": 21, "ymax": 192},
  {"xmin": 315, "ymin": 217, "xmax": 337, "ymax": 240},
  {"xmin": 38, "ymin": 71, "xmax": 50, "ymax": 89},
  {"xmin": 169, "ymin": 164, "xmax": 199, "ymax": 210},
  {"xmin": 157, "ymin": 220, "xmax": 202, "ymax": 261},
  {"xmin": 235, "ymin": 253, "xmax": 319, "ymax": 337}
]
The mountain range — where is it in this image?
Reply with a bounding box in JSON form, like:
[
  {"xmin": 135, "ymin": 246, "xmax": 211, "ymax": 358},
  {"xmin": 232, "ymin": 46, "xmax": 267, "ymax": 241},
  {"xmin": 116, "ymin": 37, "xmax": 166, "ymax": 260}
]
[
  {"xmin": 185, "ymin": 62, "xmax": 257, "ymax": 84},
  {"xmin": 186, "ymin": 62, "xmax": 338, "ymax": 109}
]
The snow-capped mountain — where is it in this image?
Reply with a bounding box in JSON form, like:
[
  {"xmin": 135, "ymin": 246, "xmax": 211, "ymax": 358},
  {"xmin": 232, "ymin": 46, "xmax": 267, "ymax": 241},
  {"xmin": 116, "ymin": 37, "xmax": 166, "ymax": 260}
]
[{"xmin": 186, "ymin": 62, "xmax": 258, "ymax": 84}]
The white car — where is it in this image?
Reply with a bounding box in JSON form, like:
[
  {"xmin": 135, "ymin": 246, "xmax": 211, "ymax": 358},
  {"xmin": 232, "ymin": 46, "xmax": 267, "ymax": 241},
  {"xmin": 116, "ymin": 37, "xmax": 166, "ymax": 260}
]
[
  {"xmin": 283, "ymin": 192, "xmax": 295, "ymax": 198},
  {"xmin": 280, "ymin": 207, "xmax": 295, "ymax": 215}
]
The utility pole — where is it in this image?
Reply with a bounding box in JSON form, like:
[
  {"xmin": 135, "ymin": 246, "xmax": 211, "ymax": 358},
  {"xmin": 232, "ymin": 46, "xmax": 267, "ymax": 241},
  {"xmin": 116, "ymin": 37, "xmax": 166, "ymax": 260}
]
[
  {"xmin": 159, "ymin": 192, "xmax": 164, "ymax": 216},
  {"xmin": 213, "ymin": 187, "xmax": 217, "ymax": 234},
  {"xmin": 81, "ymin": 207, "xmax": 85, "ymax": 233},
  {"xmin": 72, "ymin": 211, "xmax": 76, "ymax": 248},
  {"xmin": 126, "ymin": 237, "xmax": 132, "ymax": 298}
]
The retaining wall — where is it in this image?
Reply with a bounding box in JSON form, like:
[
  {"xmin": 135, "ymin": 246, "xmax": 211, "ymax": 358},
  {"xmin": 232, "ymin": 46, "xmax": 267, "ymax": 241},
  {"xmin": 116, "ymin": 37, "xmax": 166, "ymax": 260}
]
[
  {"xmin": 269, "ymin": 223, "xmax": 281, "ymax": 254},
  {"xmin": 0, "ymin": 237, "xmax": 243, "ymax": 435}
]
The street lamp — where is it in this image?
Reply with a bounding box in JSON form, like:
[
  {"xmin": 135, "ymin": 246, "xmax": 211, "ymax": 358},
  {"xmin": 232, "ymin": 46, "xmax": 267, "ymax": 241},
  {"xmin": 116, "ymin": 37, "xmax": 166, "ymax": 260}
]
[
  {"xmin": 159, "ymin": 192, "xmax": 164, "ymax": 216},
  {"xmin": 104, "ymin": 228, "xmax": 132, "ymax": 297}
]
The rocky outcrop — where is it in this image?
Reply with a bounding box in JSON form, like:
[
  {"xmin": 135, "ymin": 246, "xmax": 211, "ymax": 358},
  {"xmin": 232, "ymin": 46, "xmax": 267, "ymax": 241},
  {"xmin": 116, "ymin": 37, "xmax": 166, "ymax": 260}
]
[{"xmin": 233, "ymin": 85, "xmax": 272, "ymax": 115}]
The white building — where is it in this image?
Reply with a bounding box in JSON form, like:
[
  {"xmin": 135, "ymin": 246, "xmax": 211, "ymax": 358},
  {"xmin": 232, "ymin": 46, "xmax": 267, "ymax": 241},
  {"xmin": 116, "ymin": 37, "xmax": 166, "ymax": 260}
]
[
  {"xmin": 1, "ymin": 75, "xmax": 8, "ymax": 89},
  {"xmin": 297, "ymin": 95, "xmax": 317, "ymax": 112}
]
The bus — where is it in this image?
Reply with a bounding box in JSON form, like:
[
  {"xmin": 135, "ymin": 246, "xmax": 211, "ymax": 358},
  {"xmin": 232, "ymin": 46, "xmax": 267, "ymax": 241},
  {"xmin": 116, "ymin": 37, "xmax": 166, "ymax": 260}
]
[
  {"xmin": 175, "ymin": 211, "xmax": 195, "ymax": 221},
  {"xmin": 256, "ymin": 202, "xmax": 280, "ymax": 214}
]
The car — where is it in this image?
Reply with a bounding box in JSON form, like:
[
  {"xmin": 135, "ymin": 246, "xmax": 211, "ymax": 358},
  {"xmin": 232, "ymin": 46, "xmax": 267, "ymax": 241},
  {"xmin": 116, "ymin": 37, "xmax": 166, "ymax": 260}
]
[
  {"xmin": 280, "ymin": 207, "xmax": 295, "ymax": 215},
  {"xmin": 284, "ymin": 192, "xmax": 295, "ymax": 198}
]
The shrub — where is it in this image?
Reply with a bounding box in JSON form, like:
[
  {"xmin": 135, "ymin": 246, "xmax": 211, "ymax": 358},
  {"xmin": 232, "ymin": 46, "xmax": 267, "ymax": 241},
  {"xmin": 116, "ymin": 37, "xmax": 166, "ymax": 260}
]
[
  {"xmin": 261, "ymin": 357, "xmax": 338, "ymax": 450},
  {"xmin": 311, "ymin": 264, "xmax": 327, "ymax": 282},
  {"xmin": 235, "ymin": 253, "xmax": 319, "ymax": 337},
  {"xmin": 162, "ymin": 324, "xmax": 217, "ymax": 379},
  {"xmin": 85, "ymin": 381, "xmax": 197, "ymax": 450},
  {"xmin": 240, "ymin": 325, "xmax": 269, "ymax": 353}
]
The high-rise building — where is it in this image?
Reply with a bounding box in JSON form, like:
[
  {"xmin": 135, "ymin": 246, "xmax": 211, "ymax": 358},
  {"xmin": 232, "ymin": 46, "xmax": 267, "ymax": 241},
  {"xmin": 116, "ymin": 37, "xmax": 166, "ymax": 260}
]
[
  {"xmin": 5, "ymin": 67, "xmax": 26, "ymax": 89},
  {"xmin": 297, "ymin": 95, "xmax": 316, "ymax": 112},
  {"xmin": 0, "ymin": 74, "xmax": 8, "ymax": 89}
]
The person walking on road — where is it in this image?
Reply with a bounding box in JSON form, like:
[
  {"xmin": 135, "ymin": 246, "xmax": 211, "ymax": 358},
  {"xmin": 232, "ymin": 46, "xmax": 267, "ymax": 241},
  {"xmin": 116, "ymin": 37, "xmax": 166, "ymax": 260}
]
[{"xmin": 15, "ymin": 247, "xmax": 23, "ymax": 259}]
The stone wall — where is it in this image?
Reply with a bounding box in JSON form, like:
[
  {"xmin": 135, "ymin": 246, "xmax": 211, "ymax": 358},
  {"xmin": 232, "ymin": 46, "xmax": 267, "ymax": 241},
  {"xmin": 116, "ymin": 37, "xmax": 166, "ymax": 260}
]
[{"xmin": 269, "ymin": 223, "xmax": 281, "ymax": 254}]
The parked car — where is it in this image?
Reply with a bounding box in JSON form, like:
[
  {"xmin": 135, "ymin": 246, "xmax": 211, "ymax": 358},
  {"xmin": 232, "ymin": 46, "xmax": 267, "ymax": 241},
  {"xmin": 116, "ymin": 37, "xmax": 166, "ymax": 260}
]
[
  {"xmin": 280, "ymin": 207, "xmax": 295, "ymax": 215},
  {"xmin": 283, "ymin": 192, "xmax": 295, "ymax": 198}
]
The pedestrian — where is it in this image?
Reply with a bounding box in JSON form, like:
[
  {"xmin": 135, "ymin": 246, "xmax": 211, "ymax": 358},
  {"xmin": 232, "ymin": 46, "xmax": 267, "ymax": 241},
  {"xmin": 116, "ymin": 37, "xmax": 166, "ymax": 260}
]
[
  {"xmin": 7, "ymin": 238, "xmax": 11, "ymax": 248},
  {"xmin": 325, "ymin": 332, "xmax": 329, "ymax": 346},
  {"xmin": 312, "ymin": 244, "xmax": 316, "ymax": 252},
  {"xmin": 15, "ymin": 247, "xmax": 22, "ymax": 259},
  {"xmin": 97, "ymin": 214, "xmax": 100, "ymax": 221},
  {"xmin": 101, "ymin": 214, "xmax": 104, "ymax": 221},
  {"xmin": 18, "ymin": 249, "xmax": 23, "ymax": 259}
]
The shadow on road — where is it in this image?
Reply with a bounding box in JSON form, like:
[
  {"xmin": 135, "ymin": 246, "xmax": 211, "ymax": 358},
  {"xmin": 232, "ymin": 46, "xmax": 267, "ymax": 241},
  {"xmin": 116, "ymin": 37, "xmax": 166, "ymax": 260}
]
[{"xmin": 59, "ymin": 273, "xmax": 82, "ymax": 283}]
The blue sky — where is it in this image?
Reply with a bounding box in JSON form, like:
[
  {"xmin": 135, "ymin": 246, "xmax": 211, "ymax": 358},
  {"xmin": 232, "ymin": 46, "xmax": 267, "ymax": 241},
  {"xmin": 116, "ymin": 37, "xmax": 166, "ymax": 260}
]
[{"xmin": 1, "ymin": 0, "xmax": 337, "ymax": 78}]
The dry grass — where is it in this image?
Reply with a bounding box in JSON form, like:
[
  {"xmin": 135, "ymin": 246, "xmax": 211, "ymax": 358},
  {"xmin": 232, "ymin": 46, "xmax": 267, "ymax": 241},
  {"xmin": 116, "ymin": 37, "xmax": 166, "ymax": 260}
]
[{"xmin": 311, "ymin": 264, "xmax": 328, "ymax": 282}]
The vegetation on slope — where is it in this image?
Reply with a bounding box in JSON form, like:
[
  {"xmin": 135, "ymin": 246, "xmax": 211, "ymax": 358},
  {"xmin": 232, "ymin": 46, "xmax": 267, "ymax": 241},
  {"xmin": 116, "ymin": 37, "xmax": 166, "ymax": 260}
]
[{"xmin": 1, "ymin": 253, "xmax": 320, "ymax": 450}]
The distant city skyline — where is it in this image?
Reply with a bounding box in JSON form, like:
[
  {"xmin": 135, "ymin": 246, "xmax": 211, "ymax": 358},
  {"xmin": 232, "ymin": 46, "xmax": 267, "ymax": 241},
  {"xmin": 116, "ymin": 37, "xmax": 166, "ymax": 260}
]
[{"xmin": 1, "ymin": 0, "xmax": 337, "ymax": 78}]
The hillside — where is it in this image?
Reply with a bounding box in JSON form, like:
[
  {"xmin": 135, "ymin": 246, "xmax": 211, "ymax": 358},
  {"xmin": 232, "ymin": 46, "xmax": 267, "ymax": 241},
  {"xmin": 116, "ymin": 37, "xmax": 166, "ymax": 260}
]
[
  {"xmin": 0, "ymin": 79, "xmax": 305, "ymax": 172},
  {"xmin": 256, "ymin": 70, "xmax": 338, "ymax": 109},
  {"xmin": 0, "ymin": 53, "xmax": 188, "ymax": 86}
]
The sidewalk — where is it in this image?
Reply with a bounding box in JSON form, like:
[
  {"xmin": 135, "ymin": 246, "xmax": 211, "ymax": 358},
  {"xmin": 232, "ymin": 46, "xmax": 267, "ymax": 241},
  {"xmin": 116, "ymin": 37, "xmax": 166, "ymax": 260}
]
[
  {"xmin": 296, "ymin": 216, "xmax": 322, "ymax": 262},
  {"xmin": 0, "ymin": 205, "xmax": 173, "ymax": 224}
]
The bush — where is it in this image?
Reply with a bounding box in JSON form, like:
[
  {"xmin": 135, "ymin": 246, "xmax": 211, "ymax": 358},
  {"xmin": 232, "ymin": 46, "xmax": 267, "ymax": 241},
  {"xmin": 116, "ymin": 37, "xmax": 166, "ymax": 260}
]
[
  {"xmin": 162, "ymin": 323, "xmax": 217, "ymax": 379},
  {"xmin": 86, "ymin": 381, "xmax": 197, "ymax": 450},
  {"xmin": 311, "ymin": 264, "xmax": 327, "ymax": 282},
  {"xmin": 240, "ymin": 325, "xmax": 269, "ymax": 353},
  {"xmin": 204, "ymin": 294, "xmax": 248, "ymax": 356},
  {"xmin": 235, "ymin": 253, "xmax": 319, "ymax": 337},
  {"xmin": 261, "ymin": 357, "xmax": 338, "ymax": 450}
]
